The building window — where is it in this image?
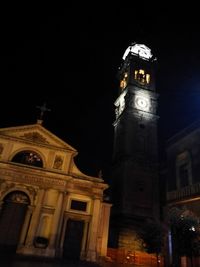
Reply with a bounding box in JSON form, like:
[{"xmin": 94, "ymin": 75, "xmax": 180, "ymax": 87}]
[
  {"xmin": 70, "ymin": 200, "xmax": 87, "ymax": 212},
  {"xmin": 176, "ymin": 151, "xmax": 192, "ymax": 189},
  {"xmin": 134, "ymin": 69, "xmax": 150, "ymax": 85},
  {"xmin": 4, "ymin": 191, "xmax": 30, "ymax": 204},
  {"xmin": 179, "ymin": 163, "xmax": 189, "ymax": 187},
  {"xmin": 11, "ymin": 150, "xmax": 43, "ymax": 167},
  {"xmin": 136, "ymin": 180, "xmax": 145, "ymax": 192},
  {"xmin": 120, "ymin": 72, "xmax": 128, "ymax": 90}
]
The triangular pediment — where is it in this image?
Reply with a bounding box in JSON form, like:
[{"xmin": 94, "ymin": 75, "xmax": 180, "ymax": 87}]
[{"xmin": 0, "ymin": 123, "xmax": 76, "ymax": 151}]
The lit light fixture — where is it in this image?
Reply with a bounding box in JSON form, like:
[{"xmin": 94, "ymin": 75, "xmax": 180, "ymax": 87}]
[{"xmin": 189, "ymin": 226, "xmax": 195, "ymax": 231}]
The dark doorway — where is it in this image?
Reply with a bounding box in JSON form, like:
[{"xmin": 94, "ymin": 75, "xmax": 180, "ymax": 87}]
[
  {"xmin": 0, "ymin": 191, "xmax": 30, "ymax": 254},
  {"xmin": 63, "ymin": 219, "xmax": 84, "ymax": 260}
]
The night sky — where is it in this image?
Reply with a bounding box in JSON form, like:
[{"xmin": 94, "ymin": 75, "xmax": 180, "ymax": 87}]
[{"xmin": 2, "ymin": 4, "xmax": 200, "ymax": 180}]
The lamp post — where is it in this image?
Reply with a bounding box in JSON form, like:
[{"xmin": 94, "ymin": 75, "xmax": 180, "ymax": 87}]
[{"xmin": 189, "ymin": 226, "xmax": 195, "ymax": 267}]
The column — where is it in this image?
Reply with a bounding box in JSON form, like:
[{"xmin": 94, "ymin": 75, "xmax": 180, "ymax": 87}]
[
  {"xmin": 98, "ymin": 202, "xmax": 112, "ymax": 257},
  {"xmin": 55, "ymin": 192, "xmax": 69, "ymax": 257},
  {"xmin": 18, "ymin": 205, "xmax": 34, "ymax": 246},
  {"xmin": 86, "ymin": 198, "xmax": 101, "ymax": 262},
  {"xmin": 48, "ymin": 191, "xmax": 63, "ymax": 248},
  {"xmin": 25, "ymin": 188, "xmax": 45, "ymax": 246}
]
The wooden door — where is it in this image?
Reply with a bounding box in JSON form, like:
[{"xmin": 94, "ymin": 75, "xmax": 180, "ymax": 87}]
[
  {"xmin": 63, "ymin": 219, "xmax": 84, "ymax": 260},
  {"xmin": 0, "ymin": 191, "xmax": 29, "ymax": 254}
]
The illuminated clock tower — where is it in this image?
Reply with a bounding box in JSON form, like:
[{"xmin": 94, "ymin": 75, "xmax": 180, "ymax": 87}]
[{"xmin": 109, "ymin": 43, "xmax": 160, "ymax": 250}]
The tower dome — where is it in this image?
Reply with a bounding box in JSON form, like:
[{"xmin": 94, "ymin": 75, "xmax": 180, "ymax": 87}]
[{"xmin": 122, "ymin": 42, "xmax": 153, "ymax": 61}]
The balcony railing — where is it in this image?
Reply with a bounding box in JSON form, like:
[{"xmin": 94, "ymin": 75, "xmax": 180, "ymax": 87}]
[{"xmin": 167, "ymin": 182, "xmax": 200, "ymax": 202}]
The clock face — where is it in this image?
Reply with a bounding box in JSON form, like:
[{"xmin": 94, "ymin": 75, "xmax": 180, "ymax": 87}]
[{"xmin": 135, "ymin": 96, "xmax": 149, "ymax": 111}]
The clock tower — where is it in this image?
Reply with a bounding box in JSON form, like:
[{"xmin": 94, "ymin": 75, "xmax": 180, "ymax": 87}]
[{"xmin": 109, "ymin": 43, "xmax": 160, "ymax": 251}]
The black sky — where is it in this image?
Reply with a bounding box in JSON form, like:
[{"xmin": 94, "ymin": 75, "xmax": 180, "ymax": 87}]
[{"xmin": 2, "ymin": 4, "xmax": 200, "ymax": 179}]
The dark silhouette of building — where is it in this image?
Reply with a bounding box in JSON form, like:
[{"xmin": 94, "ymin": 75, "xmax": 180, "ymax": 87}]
[{"xmin": 163, "ymin": 120, "xmax": 200, "ymax": 267}]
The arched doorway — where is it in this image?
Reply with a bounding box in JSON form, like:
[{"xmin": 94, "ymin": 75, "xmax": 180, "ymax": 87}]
[{"xmin": 0, "ymin": 191, "xmax": 30, "ymax": 254}]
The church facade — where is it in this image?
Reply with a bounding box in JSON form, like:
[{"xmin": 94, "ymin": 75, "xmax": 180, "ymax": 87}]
[{"xmin": 0, "ymin": 121, "xmax": 111, "ymax": 262}]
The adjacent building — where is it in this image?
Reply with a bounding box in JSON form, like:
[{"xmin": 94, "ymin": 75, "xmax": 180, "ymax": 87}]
[{"xmin": 164, "ymin": 120, "xmax": 200, "ymax": 267}]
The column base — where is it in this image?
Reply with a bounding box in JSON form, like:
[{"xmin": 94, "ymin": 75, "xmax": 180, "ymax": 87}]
[
  {"xmin": 86, "ymin": 250, "xmax": 97, "ymax": 262},
  {"xmin": 16, "ymin": 245, "xmax": 56, "ymax": 258}
]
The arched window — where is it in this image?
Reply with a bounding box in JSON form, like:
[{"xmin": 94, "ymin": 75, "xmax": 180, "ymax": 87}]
[
  {"xmin": 134, "ymin": 69, "xmax": 150, "ymax": 85},
  {"xmin": 11, "ymin": 150, "xmax": 43, "ymax": 168},
  {"xmin": 4, "ymin": 191, "xmax": 30, "ymax": 204}
]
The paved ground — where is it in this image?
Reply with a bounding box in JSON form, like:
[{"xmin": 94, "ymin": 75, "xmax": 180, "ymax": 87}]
[
  {"xmin": 0, "ymin": 255, "xmax": 102, "ymax": 267},
  {"xmin": 0, "ymin": 254, "xmax": 147, "ymax": 267},
  {"xmin": 0, "ymin": 257, "xmax": 148, "ymax": 267},
  {"xmin": 0, "ymin": 256, "xmax": 148, "ymax": 267}
]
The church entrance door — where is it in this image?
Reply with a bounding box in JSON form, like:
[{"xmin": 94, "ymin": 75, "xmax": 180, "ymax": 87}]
[
  {"xmin": 0, "ymin": 191, "xmax": 30, "ymax": 254},
  {"xmin": 63, "ymin": 219, "xmax": 84, "ymax": 260}
]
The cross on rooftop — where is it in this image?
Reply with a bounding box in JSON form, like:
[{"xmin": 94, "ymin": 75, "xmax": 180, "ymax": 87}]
[{"xmin": 36, "ymin": 102, "xmax": 51, "ymax": 123}]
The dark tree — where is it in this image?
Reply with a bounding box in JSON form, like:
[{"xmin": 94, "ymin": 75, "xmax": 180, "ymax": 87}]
[
  {"xmin": 139, "ymin": 219, "xmax": 163, "ymax": 267},
  {"xmin": 169, "ymin": 207, "xmax": 200, "ymax": 267}
]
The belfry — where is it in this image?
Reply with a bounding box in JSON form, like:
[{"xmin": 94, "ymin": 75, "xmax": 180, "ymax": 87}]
[{"xmin": 108, "ymin": 43, "xmax": 160, "ymax": 257}]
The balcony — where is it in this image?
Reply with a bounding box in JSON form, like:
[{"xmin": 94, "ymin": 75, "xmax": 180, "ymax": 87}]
[{"xmin": 167, "ymin": 182, "xmax": 200, "ymax": 202}]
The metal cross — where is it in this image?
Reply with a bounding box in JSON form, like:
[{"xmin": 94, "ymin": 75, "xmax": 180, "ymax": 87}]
[{"xmin": 36, "ymin": 102, "xmax": 51, "ymax": 120}]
